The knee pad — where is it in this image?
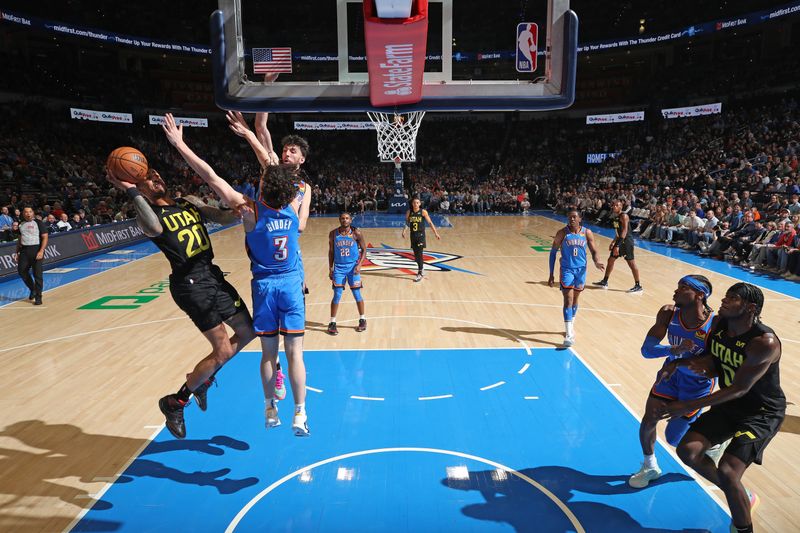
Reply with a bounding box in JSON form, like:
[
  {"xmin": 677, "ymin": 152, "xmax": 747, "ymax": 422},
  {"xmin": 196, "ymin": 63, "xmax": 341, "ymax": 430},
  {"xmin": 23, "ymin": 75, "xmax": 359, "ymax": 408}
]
[
  {"xmin": 352, "ymin": 288, "xmax": 363, "ymax": 303},
  {"xmin": 332, "ymin": 286, "xmax": 344, "ymax": 304},
  {"xmin": 665, "ymin": 417, "xmax": 692, "ymax": 447}
]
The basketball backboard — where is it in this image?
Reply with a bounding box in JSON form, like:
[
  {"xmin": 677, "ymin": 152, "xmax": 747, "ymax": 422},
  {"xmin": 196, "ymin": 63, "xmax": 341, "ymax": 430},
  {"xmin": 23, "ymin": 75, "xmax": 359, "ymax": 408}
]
[{"xmin": 210, "ymin": 0, "xmax": 577, "ymax": 113}]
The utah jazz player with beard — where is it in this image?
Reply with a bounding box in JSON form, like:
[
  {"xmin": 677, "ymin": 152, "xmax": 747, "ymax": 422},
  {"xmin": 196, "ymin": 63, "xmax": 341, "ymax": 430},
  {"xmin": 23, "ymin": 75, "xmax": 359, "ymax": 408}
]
[
  {"xmin": 657, "ymin": 283, "xmax": 785, "ymax": 533},
  {"xmin": 106, "ymin": 169, "xmax": 256, "ymax": 440}
]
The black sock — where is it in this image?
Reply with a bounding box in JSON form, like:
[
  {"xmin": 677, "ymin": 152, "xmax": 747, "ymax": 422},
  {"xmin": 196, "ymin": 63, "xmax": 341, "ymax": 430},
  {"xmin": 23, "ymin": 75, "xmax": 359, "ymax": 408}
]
[
  {"xmin": 176, "ymin": 383, "xmax": 192, "ymax": 403},
  {"xmin": 733, "ymin": 525, "xmax": 753, "ymax": 533},
  {"xmin": 276, "ymin": 362, "xmax": 282, "ymax": 371}
]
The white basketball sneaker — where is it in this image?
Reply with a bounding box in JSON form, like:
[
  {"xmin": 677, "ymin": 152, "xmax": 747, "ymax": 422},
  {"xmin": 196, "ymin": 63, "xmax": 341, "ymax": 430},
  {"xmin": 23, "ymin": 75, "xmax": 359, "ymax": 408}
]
[
  {"xmin": 265, "ymin": 402, "xmax": 281, "ymax": 429},
  {"xmin": 563, "ymin": 334, "xmax": 575, "ymax": 347},
  {"xmin": 628, "ymin": 463, "xmax": 662, "ymax": 488},
  {"xmin": 292, "ymin": 413, "xmax": 310, "ymax": 437}
]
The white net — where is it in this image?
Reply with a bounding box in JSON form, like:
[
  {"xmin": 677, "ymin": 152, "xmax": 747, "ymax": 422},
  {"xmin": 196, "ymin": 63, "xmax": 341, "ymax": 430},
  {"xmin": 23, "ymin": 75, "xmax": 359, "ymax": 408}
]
[{"xmin": 366, "ymin": 111, "xmax": 425, "ymax": 164}]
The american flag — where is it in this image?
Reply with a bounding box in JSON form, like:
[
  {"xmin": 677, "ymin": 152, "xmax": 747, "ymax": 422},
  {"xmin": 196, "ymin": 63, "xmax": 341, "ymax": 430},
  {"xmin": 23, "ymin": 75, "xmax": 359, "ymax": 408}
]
[{"xmin": 252, "ymin": 47, "xmax": 292, "ymax": 74}]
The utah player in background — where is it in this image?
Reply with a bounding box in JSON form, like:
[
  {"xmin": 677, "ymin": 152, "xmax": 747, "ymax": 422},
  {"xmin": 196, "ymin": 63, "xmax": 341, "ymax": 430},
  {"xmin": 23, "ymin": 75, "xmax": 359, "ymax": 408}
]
[
  {"xmin": 106, "ymin": 169, "xmax": 255, "ymax": 440},
  {"xmin": 628, "ymin": 275, "xmax": 720, "ymax": 489},
  {"xmin": 547, "ymin": 209, "xmax": 604, "ymax": 346},
  {"xmin": 327, "ymin": 212, "xmax": 367, "ymax": 335},
  {"xmin": 594, "ymin": 199, "xmax": 643, "ymax": 292},
  {"xmin": 402, "ymin": 197, "xmax": 441, "ymax": 282},
  {"xmin": 163, "ymin": 113, "xmax": 313, "ymax": 437},
  {"xmin": 657, "ymin": 283, "xmax": 785, "ymax": 533}
]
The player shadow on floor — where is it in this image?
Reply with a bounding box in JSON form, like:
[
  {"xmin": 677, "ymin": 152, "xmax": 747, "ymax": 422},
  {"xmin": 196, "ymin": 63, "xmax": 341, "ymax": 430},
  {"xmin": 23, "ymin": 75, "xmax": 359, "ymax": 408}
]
[
  {"xmin": 0, "ymin": 420, "xmax": 257, "ymax": 530},
  {"xmin": 440, "ymin": 327, "xmax": 564, "ymax": 348},
  {"xmin": 524, "ymin": 280, "xmax": 629, "ymax": 293},
  {"xmin": 362, "ymin": 271, "xmax": 418, "ymax": 282},
  {"xmin": 779, "ymin": 414, "xmax": 800, "ymax": 435},
  {"xmin": 442, "ymin": 465, "xmax": 704, "ymax": 533}
]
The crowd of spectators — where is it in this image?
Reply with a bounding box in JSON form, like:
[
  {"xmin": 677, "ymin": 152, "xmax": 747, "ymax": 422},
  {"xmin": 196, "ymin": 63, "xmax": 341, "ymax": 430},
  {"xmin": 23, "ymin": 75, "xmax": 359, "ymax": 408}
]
[{"xmin": 2, "ymin": 91, "xmax": 800, "ymax": 283}]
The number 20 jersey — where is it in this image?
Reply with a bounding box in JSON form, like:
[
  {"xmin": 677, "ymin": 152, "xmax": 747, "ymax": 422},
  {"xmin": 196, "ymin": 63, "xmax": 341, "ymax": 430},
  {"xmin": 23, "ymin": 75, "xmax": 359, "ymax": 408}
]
[
  {"xmin": 246, "ymin": 200, "xmax": 301, "ymax": 277},
  {"xmin": 150, "ymin": 198, "xmax": 214, "ymax": 276}
]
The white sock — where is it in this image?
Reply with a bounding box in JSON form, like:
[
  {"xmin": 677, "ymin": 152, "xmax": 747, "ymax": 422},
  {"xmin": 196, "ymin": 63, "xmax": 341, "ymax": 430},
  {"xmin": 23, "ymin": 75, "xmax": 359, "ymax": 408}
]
[
  {"xmin": 644, "ymin": 454, "xmax": 658, "ymax": 469},
  {"xmin": 295, "ymin": 403, "xmax": 306, "ymax": 415},
  {"xmin": 330, "ymin": 317, "xmax": 336, "ymax": 323},
  {"xmin": 360, "ymin": 314, "xmax": 366, "ymax": 320},
  {"xmin": 565, "ymin": 321, "xmax": 574, "ymax": 337}
]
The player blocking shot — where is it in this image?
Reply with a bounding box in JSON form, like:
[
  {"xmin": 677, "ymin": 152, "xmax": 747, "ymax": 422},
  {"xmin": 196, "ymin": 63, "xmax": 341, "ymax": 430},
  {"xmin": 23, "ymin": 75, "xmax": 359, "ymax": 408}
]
[
  {"xmin": 327, "ymin": 212, "xmax": 367, "ymax": 335},
  {"xmin": 548, "ymin": 209, "xmax": 604, "ymax": 346},
  {"xmin": 161, "ymin": 113, "xmax": 313, "ymax": 437}
]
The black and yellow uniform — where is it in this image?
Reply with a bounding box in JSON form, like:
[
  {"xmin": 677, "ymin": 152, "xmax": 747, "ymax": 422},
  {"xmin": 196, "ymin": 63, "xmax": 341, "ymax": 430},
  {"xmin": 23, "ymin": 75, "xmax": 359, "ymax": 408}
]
[
  {"xmin": 150, "ymin": 198, "xmax": 248, "ymax": 332},
  {"xmin": 408, "ymin": 209, "xmax": 426, "ymax": 273},
  {"xmin": 690, "ymin": 319, "xmax": 785, "ymax": 465},
  {"xmin": 611, "ymin": 214, "xmax": 635, "ymax": 260}
]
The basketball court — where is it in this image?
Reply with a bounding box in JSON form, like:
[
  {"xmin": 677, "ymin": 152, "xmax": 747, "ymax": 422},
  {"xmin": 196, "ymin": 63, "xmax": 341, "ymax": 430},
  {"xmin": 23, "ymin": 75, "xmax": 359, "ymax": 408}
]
[
  {"xmin": 1, "ymin": 0, "xmax": 798, "ymax": 531},
  {"xmin": 0, "ymin": 214, "xmax": 798, "ymax": 532}
]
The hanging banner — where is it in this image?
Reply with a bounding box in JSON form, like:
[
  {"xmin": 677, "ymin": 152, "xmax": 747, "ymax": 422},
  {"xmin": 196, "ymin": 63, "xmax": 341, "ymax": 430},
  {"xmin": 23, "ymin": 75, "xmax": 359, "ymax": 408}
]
[
  {"xmin": 661, "ymin": 103, "xmax": 722, "ymax": 119},
  {"xmin": 149, "ymin": 115, "xmax": 208, "ymax": 127},
  {"xmin": 294, "ymin": 121, "xmax": 374, "ymax": 131},
  {"xmin": 70, "ymin": 108, "xmax": 133, "ymax": 123},
  {"xmin": 586, "ymin": 111, "xmax": 645, "ymax": 124}
]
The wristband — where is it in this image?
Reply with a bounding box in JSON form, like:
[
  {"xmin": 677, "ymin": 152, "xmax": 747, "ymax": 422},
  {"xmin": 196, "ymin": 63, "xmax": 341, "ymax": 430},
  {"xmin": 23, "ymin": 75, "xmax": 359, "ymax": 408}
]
[{"xmin": 126, "ymin": 187, "xmax": 143, "ymax": 199}]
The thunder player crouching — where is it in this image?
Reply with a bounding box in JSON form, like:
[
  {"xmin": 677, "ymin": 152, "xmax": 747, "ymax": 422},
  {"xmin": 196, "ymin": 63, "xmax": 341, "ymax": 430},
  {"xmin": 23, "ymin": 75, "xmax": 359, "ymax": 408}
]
[
  {"xmin": 548, "ymin": 209, "xmax": 604, "ymax": 346},
  {"xmin": 629, "ymin": 275, "xmax": 721, "ymax": 488}
]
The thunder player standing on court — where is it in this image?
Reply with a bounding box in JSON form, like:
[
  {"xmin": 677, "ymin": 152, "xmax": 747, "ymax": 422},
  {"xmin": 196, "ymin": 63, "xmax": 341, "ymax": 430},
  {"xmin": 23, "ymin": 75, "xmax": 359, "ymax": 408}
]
[
  {"xmin": 548, "ymin": 209, "xmax": 604, "ymax": 346},
  {"xmin": 106, "ymin": 169, "xmax": 256, "ymax": 440},
  {"xmin": 327, "ymin": 212, "xmax": 367, "ymax": 335},
  {"xmin": 629, "ymin": 275, "xmax": 719, "ymax": 488},
  {"xmin": 402, "ymin": 197, "xmax": 441, "ymax": 282},
  {"xmin": 594, "ymin": 199, "xmax": 642, "ymax": 292},
  {"xmin": 162, "ymin": 113, "xmax": 312, "ymax": 437},
  {"xmin": 658, "ymin": 283, "xmax": 785, "ymax": 533}
]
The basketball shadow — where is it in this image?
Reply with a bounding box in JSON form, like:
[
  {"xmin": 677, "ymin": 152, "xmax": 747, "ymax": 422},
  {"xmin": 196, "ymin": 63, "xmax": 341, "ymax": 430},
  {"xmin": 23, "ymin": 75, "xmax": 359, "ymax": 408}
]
[
  {"xmin": 440, "ymin": 327, "xmax": 564, "ymax": 348},
  {"xmin": 0, "ymin": 421, "xmax": 257, "ymax": 531},
  {"xmin": 442, "ymin": 465, "xmax": 703, "ymax": 533}
]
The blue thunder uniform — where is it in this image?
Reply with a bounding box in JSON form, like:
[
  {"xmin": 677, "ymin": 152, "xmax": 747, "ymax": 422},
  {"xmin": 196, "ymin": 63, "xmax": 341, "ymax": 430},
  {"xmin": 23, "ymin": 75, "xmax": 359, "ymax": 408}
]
[
  {"xmin": 332, "ymin": 228, "xmax": 362, "ymax": 289},
  {"xmin": 560, "ymin": 226, "xmax": 587, "ymax": 290},
  {"xmin": 652, "ymin": 309, "xmax": 716, "ymax": 418},
  {"xmin": 246, "ymin": 200, "xmax": 305, "ymax": 336}
]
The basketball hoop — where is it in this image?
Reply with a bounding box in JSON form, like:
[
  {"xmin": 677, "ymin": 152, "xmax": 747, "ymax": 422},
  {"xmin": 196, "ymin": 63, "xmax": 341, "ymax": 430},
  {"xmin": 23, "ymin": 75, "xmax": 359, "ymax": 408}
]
[{"xmin": 367, "ymin": 111, "xmax": 425, "ymax": 164}]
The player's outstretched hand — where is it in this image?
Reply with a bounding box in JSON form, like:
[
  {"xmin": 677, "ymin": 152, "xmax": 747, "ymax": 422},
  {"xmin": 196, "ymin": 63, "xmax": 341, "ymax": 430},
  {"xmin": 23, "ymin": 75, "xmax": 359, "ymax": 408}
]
[
  {"xmin": 161, "ymin": 113, "xmax": 184, "ymax": 147},
  {"xmin": 226, "ymin": 111, "xmax": 252, "ymax": 138}
]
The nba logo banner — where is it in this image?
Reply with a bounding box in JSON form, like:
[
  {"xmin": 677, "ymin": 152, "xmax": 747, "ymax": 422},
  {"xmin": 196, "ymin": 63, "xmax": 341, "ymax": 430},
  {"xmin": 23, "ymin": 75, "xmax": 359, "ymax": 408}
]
[{"xmin": 516, "ymin": 23, "xmax": 538, "ymax": 73}]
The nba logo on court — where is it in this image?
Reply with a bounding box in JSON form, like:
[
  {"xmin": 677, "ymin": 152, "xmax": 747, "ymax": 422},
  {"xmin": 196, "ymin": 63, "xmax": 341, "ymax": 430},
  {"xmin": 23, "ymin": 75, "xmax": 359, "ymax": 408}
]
[{"xmin": 516, "ymin": 23, "xmax": 538, "ymax": 73}]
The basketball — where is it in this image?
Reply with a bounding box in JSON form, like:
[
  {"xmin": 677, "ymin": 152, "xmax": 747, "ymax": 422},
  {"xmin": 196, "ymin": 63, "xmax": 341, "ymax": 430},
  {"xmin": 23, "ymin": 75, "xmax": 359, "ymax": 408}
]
[{"xmin": 106, "ymin": 147, "xmax": 149, "ymax": 184}]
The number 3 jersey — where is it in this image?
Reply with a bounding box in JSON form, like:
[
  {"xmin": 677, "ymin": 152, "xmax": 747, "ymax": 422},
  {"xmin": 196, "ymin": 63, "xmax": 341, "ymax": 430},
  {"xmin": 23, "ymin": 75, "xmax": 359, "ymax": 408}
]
[
  {"xmin": 150, "ymin": 198, "xmax": 214, "ymax": 276},
  {"xmin": 246, "ymin": 200, "xmax": 301, "ymax": 277}
]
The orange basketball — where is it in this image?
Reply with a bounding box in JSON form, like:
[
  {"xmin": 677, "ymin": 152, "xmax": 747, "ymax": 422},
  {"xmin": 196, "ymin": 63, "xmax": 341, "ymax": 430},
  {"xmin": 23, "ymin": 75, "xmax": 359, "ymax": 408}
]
[{"xmin": 106, "ymin": 147, "xmax": 149, "ymax": 184}]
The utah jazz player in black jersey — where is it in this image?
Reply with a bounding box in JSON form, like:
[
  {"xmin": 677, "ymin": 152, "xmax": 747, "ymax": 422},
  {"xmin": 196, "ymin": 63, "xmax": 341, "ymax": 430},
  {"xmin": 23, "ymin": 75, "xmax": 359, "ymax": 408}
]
[
  {"xmin": 594, "ymin": 199, "xmax": 642, "ymax": 292},
  {"xmin": 401, "ymin": 197, "xmax": 441, "ymax": 282},
  {"xmin": 657, "ymin": 283, "xmax": 784, "ymax": 533},
  {"xmin": 107, "ymin": 169, "xmax": 255, "ymax": 439}
]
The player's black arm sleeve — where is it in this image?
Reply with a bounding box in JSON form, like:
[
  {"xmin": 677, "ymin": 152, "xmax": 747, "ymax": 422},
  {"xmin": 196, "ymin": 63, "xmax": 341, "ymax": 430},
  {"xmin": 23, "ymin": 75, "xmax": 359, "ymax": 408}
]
[{"xmin": 127, "ymin": 189, "xmax": 163, "ymax": 237}]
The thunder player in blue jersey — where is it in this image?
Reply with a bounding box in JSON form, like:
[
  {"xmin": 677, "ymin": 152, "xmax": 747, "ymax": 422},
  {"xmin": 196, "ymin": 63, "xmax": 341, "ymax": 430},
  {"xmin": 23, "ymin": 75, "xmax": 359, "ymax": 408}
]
[
  {"xmin": 628, "ymin": 274, "xmax": 719, "ymax": 488},
  {"xmin": 548, "ymin": 209, "xmax": 604, "ymax": 347},
  {"xmin": 327, "ymin": 212, "xmax": 367, "ymax": 335},
  {"xmin": 162, "ymin": 113, "xmax": 312, "ymax": 437}
]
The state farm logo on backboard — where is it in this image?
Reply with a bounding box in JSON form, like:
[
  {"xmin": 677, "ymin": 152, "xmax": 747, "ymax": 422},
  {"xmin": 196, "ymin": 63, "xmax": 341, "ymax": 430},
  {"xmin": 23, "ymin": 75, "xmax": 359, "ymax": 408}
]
[
  {"xmin": 362, "ymin": 244, "xmax": 479, "ymax": 275},
  {"xmin": 380, "ymin": 44, "xmax": 415, "ymax": 96}
]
